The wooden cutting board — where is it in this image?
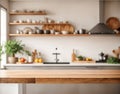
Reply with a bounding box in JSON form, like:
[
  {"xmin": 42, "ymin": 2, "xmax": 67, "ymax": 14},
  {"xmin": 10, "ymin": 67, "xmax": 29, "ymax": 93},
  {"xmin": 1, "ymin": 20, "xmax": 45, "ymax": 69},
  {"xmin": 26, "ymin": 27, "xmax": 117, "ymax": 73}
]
[{"xmin": 42, "ymin": 23, "xmax": 74, "ymax": 33}]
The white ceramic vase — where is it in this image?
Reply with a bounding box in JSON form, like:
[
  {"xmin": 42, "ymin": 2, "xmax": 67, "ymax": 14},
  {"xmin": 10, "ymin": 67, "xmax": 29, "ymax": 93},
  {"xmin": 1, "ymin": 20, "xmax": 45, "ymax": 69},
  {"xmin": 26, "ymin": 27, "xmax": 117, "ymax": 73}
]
[{"xmin": 28, "ymin": 56, "xmax": 33, "ymax": 63}]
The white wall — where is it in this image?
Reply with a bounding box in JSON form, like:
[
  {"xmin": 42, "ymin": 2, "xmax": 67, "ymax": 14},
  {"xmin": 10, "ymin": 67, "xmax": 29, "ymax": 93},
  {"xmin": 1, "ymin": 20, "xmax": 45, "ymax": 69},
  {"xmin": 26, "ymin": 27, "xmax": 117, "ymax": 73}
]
[
  {"xmin": 9, "ymin": 0, "xmax": 120, "ymax": 62},
  {"xmin": 104, "ymin": 1, "xmax": 120, "ymax": 22},
  {"xmin": 12, "ymin": 36, "xmax": 120, "ymax": 62},
  {"xmin": 9, "ymin": 0, "xmax": 99, "ymax": 30},
  {"xmin": 0, "ymin": 0, "xmax": 9, "ymax": 9}
]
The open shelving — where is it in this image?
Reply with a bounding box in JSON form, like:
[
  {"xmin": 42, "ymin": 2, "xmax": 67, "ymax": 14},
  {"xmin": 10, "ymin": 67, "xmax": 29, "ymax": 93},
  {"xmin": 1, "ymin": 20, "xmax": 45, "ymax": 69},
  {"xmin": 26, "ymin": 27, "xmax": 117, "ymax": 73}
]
[
  {"xmin": 9, "ymin": 12, "xmax": 47, "ymax": 15},
  {"xmin": 9, "ymin": 34, "xmax": 120, "ymax": 37},
  {"xmin": 9, "ymin": 23, "xmax": 44, "ymax": 25},
  {"xmin": 9, "ymin": 34, "xmax": 90, "ymax": 37},
  {"xmin": 9, "ymin": 23, "xmax": 71, "ymax": 25},
  {"xmin": 9, "ymin": 10, "xmax": 120, "ymax": 37}
]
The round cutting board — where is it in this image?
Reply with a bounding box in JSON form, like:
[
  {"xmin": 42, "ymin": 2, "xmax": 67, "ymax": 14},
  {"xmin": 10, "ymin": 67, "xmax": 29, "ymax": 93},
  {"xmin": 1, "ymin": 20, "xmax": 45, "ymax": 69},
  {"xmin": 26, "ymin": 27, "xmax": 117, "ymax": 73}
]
[{"xmin": 106, "ymin": 17, "xmax": 120, "ymax": 30}]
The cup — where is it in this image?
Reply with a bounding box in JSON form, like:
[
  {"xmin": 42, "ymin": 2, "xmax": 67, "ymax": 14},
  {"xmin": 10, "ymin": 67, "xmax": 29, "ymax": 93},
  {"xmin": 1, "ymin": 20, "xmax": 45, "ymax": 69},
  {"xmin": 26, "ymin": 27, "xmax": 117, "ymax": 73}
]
[
  {"xmin": 55, "ymin": 31, "xmax": 60, "ymax": 35},
  {"xmin": 50, "ymin": 30, "xmax": 55, "ymax": 34},
  {"xmin": 32, "ymin": 20, "xmax": 36, "ymax": 23},
  {"xmin": 44, "ymin": 30, "xmax": 50, "ymax": 34},
  {"xmin": 19, "ymin": 20, "xmax": 23, "ymax": 23},
  {"xmin": 27, "ymin": 19, "xmax": 32, "ymax": 23}
]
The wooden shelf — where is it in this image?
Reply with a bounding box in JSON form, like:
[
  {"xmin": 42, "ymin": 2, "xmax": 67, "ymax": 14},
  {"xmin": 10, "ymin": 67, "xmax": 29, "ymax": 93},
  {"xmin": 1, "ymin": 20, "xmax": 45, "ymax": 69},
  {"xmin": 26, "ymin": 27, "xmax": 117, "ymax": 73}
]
[
  {"xmin": 9, "ymin": 23, "xmax": 43, "ymax": 25},
  {"xmin": 9, "ymin": 34, "xmax": 90, "ymax": 37},
  {"xmin": 9, "ymin": 34, "xmax": 120, "ymax": 37},
  {"xmin": 9, "ymin": 23, "xmax": 71, "ymax": 25},
  {"xmin": 10, "ymin": 12, "xmax": 47, "ymax": 15}
]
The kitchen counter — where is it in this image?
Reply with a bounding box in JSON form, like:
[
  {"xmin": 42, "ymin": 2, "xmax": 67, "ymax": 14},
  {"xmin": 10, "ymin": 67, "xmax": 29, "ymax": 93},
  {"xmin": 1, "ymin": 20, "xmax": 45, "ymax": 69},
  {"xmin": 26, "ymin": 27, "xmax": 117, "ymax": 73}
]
[
  {"xmin": 0, "ymin": 70, "xmax": 120, "ymax": 83},
  {"xmin": 4, "ymin": 63, "xmax": 120, "ymax": 67}
]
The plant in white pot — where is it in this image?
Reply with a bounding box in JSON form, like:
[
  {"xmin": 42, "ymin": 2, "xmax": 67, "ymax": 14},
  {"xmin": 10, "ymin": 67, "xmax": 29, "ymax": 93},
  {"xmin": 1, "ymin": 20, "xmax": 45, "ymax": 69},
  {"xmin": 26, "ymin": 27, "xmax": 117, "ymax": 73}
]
[
  {"xmin": 4, "ymin": 40, "xmax": 25, "ymax": 64},
  {"xmin": 24, "ymin": 50, "xmax": 33, "ymax": 63}
]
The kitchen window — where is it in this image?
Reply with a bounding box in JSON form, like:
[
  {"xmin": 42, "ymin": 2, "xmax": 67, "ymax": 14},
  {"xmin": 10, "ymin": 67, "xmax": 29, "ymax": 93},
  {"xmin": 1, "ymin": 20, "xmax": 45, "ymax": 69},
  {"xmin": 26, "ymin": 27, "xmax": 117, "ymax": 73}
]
[{"xmin": 0, "ymin": 6, "xmax": 7, "ymax": 68}]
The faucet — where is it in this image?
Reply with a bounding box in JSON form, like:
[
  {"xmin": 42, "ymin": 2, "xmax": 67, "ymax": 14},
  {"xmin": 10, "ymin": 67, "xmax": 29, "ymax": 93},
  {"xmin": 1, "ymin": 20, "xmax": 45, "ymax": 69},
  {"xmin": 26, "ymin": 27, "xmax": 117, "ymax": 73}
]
[{"xmin": 52, "ymin": 48, "xmax": 60, "ymax": 63}]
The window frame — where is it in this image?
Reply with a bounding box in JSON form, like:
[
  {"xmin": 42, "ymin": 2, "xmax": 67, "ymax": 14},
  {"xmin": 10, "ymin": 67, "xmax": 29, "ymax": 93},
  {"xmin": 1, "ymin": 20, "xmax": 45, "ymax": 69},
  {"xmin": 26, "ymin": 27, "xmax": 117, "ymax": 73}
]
[{"xmin": 0, "ymin": 5, "xmax": 7, "ymax": 68}]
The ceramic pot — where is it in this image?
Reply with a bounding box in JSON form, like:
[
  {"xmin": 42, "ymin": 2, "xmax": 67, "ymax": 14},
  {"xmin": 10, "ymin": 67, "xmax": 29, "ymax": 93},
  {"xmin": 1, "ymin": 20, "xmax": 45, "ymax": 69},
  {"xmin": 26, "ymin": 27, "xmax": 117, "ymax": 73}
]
[
  {"xmin": 8, "ymin": 57, "xmax": 16, "ymax": 64},
  {"xmin": 28, "ymin": 56, "xmax": 33, "ymax": 63}
]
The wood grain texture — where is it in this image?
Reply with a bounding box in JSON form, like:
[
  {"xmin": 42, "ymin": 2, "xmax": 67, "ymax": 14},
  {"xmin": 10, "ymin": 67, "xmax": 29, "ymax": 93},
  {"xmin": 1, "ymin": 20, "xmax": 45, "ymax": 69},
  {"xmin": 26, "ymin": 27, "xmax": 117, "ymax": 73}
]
[
  {"xmin": 0, "ymin": 78, "xmax": 35, "ymax": 83},
  {"xmin": 0, "ymin": 70, "xmax": 120, "ymax": 83},
  {"xmin": 36, "ymin": 78, "xmax": 120, "ymax": 84}
]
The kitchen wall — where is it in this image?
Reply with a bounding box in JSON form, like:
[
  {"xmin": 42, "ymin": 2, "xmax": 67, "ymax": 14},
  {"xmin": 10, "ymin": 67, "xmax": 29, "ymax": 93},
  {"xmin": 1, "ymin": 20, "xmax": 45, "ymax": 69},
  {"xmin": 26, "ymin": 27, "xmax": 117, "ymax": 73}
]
[
  {"xmin": 9, "ymin": 0, "xmax": 120, "ymax": 62},
  {"xmin": 0, "ymin": 0, "xmax": 9, "ymax": 9},
  {"xmin": 8, "ymin": 0, "xmax": 120, "ymax": 94},
  {"xmin": 104, "ymin": 0, "xmax": 120, "ymax": 22}
]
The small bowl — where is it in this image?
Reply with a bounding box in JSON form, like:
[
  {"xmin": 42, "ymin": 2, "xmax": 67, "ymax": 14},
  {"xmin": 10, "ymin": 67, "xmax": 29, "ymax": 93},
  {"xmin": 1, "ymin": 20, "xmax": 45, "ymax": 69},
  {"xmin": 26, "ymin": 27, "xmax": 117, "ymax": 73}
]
[
  {"xmin": 61, "ymin": 31, "xmax": 69, "ymax": 35},
  {"xmin": 55, "ymin": 31, "xmax": 60, "ymax": 35},
  {"xmin": 13, "ymin": 20, "xmax": 19, "ymax": 23}
]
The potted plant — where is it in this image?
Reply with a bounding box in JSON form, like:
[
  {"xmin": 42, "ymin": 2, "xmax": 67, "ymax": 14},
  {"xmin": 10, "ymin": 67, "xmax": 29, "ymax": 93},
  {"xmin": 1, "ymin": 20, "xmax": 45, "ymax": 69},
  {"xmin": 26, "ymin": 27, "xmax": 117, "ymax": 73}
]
[
  {"xmin": 24, "ymin": 50, "xmax": 33, "ymax": 63},
  {"xmin": 4, "ymin": 40, "xmax": 25, "ymax": 64}
]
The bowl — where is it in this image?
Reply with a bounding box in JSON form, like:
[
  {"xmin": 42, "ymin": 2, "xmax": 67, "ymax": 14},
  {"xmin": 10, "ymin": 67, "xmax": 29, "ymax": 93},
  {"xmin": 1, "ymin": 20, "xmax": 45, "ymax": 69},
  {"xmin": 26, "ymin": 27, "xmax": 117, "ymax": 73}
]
[
  {"xmin": 61, "ymin": 31, "xmax": 69, "ymax": 35},
  {"xmin": 55, "ymin": 31, "xmax": 60, "ymax": 35}
]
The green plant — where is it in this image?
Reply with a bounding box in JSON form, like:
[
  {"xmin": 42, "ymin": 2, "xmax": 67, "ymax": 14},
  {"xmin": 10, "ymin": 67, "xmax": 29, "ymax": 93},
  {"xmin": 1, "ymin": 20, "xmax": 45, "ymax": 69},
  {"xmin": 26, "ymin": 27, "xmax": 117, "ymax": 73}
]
[
  {"xmin": 24, "ymin": 50, "xmax": 32, "ymax": 56},
  {"xmin": 77, "ymin": 56, "xmax": 84, "ymax": 60},
  {"xmin": 0, "ymin": 45, "xmax": 3, "ymax": 61},
  {"xmin": 107, "ymin": 56, "xmax": 120, "ymax": 64},
  {"xmin": 4, "ymin": 40, "xmax": 25, "ymax": 57}
]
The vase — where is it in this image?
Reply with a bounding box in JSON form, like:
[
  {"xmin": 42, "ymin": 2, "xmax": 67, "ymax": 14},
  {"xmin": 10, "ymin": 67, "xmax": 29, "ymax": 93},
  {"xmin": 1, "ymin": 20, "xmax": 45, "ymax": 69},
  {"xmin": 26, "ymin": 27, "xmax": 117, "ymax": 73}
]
[
  {"xmin": 8, "ymin": 57, "xmax": 16, "ymax": 64},
  {"xmin": 28, "ymin": 56, "xmax": 33, "ymax": 63}
]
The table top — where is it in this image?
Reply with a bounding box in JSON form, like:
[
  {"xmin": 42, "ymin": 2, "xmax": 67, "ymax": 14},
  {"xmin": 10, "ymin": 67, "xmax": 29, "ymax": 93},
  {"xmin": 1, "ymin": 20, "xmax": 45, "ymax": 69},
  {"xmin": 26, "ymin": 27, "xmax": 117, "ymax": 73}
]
[{"xmin": 0, "ymin": 70, "xmax": 120, "ymax": 83}]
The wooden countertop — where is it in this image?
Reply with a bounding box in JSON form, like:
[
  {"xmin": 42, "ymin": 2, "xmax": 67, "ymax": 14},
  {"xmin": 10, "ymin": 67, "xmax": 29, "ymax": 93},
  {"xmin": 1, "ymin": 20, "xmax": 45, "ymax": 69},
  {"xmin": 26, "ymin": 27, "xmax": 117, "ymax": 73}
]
[{"xmin": 0, "ymin": 70, "xmax": 120, "ymax": 83}]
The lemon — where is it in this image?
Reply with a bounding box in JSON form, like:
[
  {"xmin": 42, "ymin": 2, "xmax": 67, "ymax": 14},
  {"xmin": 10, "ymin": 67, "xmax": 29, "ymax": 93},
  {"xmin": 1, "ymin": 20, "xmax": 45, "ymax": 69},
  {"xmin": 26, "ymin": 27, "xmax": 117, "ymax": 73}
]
[
  {"xmin": 38, "ymin": 58, "xmax": 43, "ymax": 63},
  {"xmin": 34, "ymin": 58, "xmax": 39, "ymax": 63}
]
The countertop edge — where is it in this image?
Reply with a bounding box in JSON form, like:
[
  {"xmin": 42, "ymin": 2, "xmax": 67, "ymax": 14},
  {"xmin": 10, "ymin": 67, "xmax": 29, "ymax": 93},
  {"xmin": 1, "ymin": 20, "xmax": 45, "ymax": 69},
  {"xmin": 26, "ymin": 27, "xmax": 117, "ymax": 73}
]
[{"xmin": 3, "ymin": 63, "xmax": 120, "ymax": 67}]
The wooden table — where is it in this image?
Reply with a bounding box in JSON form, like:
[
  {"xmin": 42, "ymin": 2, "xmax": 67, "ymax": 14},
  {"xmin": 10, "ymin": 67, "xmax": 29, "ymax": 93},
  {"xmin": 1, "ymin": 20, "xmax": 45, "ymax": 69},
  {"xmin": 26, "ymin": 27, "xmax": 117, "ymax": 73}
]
[{"xmin": 0, "ymin": 70, "xmax": 120, "ymax": 83}]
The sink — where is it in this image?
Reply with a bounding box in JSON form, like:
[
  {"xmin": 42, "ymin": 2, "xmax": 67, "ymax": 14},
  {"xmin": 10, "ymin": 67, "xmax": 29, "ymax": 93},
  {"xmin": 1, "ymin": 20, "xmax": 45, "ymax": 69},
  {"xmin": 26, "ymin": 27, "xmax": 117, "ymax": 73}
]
[{"xmin": 43, "ymin": 62, "xmax": 70, "ymax": 64}]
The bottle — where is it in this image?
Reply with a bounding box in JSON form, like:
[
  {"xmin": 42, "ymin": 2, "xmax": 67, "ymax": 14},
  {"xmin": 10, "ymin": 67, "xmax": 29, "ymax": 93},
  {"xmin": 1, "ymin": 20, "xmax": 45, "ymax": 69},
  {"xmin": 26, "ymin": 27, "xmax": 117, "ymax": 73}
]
[
  {"xmin": 38, "ymin": 52, "xmax": 43, "ymax": 63},
  {"xmin": 72, "ymin": 49, "xmax": 76, "ymax": 62}
]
